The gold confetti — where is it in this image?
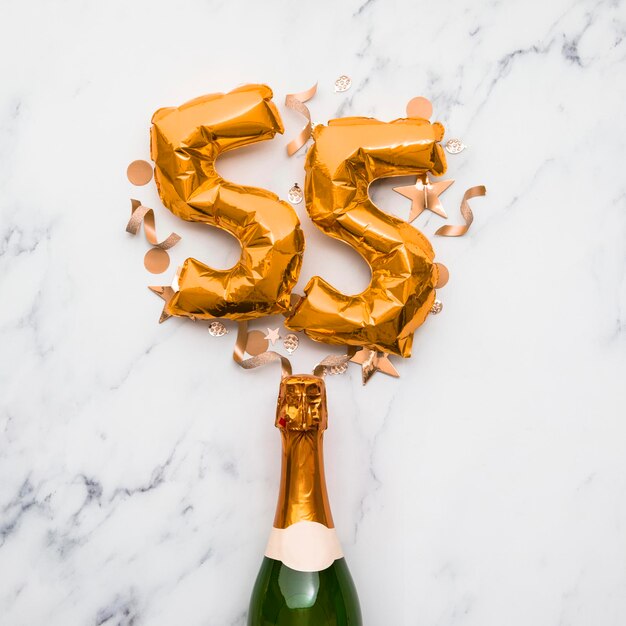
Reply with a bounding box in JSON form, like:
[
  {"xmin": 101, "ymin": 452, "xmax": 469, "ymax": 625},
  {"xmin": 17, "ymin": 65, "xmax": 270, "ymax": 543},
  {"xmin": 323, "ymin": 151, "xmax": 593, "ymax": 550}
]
[
  {"xmin": 264, "ymin": 328, "xmax": 281, "ymax": 345},
  {"xmin": 127, "ymin": 160, "xmax": 153, "ymax": 186},
  {"xmin": 148, "ymin": 285, "xmax": 175, "ymax": 324},
  {"xmin": 349, "ymin": 348, "xmax": 399, "ymax": 385},
  {"xmin": 393, "ymin": 177, "xmax": 454, "ymax": 221},
  {"xmin": 144, "ymin": 248, "xmax": 170, "ymax": 274}
]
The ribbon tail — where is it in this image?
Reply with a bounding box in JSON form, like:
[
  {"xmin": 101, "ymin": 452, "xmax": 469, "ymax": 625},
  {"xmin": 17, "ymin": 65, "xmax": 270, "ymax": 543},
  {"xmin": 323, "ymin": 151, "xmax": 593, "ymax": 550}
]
[
  {"xmin": 435, "ymin": 185, "xmax": 486, "ymax": 237},
  {"xmin": 284, "ymin": 83, "xmax": 317, "ymax": 157},
  {"xmin": 233, "ymin": 321, "xmax": 292, "ymax": 378}
]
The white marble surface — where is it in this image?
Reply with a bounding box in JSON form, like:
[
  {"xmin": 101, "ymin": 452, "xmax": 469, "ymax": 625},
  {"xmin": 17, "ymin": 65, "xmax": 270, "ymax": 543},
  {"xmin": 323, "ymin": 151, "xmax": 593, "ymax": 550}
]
[{"xmin": 1, "ymin": 0, "xmax": 625, "ymax": 624}]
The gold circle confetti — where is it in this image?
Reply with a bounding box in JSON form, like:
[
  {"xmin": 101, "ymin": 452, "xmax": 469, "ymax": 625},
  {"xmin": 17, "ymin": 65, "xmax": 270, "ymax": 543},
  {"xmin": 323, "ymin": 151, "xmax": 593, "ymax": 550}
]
[
  {"xmin": 144, "ymin": 248, "xmax": 170, "ymax": 274},
  {"xmin": 406, "ymin": 96, "xmax": 433, "ymax": 120},
  {"xmin": 435, "ymin": 263, "xmax": 449, "ymax": 288},
  {"xmin": 246, "ymin": 330, "xmax": 269, "ymax": 356},
  {"xmin": 127, "ymin": 160, "xmax": 153, "ymax": 186}
]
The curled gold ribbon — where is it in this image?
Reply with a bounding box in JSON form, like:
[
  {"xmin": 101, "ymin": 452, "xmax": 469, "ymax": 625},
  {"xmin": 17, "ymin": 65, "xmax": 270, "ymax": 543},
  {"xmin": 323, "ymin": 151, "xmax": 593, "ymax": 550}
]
[
  {"xmin": 285, "ymin": 83, "xmax": 317, "ymax": 156},
  {"xmin": 312, "ymin": 352, "xmax": 353, "ymax": 378},
  {"xmin": 233, "ymin": 321, "xmax": 292, "ymax": 378},
  {"xmin": 435, "ymin": 185, "xmax": 486, "ymax": 237},
  {"xmin": 126, "ymin": 199, "xmax": 181, "ymax": 249}
]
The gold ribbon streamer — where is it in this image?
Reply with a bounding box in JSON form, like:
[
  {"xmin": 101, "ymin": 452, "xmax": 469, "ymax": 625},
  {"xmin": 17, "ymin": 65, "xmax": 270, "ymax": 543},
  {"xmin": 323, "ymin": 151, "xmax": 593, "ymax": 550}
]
[
  {"xmin": 285, "ymin": 83, "xmax": 317, "ymax": 156},
  {"xmin": 435, "ymin": 185, "xmax": 486, "ymax": 237},
  {"xmin": 312, "ymin": 352, "xmax": 353, "ymax": 378},
  {"xmin": 233, "ymin": 321, "xmax": 292, "ymax": 378},
  {"xmin": 126, "ymin": 199, "xmax": 181, "ymax": 249}
]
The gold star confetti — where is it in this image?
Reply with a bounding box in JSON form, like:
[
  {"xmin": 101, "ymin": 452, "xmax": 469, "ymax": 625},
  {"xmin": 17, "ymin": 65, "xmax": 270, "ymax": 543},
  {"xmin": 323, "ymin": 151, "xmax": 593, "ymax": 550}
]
[
  {"xmin": 393, "ymin": 177, "xmax": 454, "ymax": 222},
  {"xmin": 148, "ymin": 286, "xmax": 175, "ymax": 324},
  {"xmin": 264, "ymin": 328, "xmax": 281, "ymax": 345},
  {"xmin": 349, "ymin": 348, "xmax": 400, "ymax": 385}
]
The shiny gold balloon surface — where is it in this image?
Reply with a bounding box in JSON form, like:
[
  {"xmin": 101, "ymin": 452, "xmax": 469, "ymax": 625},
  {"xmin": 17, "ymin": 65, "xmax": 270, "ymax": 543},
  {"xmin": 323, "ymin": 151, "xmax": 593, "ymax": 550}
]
[
  {"xmin": 151, "ymin": 84, "xmax": 304, "ymax": 320},
  {"xmin": 285, "ymin": 116, "xmax": 447, "ymax": 357}
]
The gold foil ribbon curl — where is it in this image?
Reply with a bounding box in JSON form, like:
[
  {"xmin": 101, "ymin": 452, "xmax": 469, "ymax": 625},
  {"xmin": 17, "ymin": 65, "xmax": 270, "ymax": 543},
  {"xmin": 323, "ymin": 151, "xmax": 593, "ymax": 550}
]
[
  {"xmin": 233, "ymin": 321, "xmax": 292, "ymax": 378},
  {"xmin": 435, "ymin": 185, "xmax": 487, "ymax": 237},
  {"xmin": 126, "ymin": 199, "xmax": 181, "ymax": 249},
  {"xmin": 285, "ymin": 83, "xmax": 317, "ymax": 156},
  {"xmin": 312, "ymin": 352, "xmax": 353, "ymax": 378}
]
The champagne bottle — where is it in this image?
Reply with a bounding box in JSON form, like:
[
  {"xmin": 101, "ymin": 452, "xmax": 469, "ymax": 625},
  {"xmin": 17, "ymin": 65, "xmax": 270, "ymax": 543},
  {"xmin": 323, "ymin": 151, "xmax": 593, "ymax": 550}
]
[{"xmin": 248, "ymin": 375, "xmax": 362, "ymax": 626}]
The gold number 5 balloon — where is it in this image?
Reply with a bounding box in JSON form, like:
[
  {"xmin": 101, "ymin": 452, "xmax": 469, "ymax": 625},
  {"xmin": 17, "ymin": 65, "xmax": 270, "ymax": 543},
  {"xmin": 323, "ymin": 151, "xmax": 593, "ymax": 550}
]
[
  {"xmin": 151, "ymin": 84, "xmax": 304, "ymax": 320},
  {"xmin": 286, "ymin": 116, "xmax": 447, "ymax": 357}
]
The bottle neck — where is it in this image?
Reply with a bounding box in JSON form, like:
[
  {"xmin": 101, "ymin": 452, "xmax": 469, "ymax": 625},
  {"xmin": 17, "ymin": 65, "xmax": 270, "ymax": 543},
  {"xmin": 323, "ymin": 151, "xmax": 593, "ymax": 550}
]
[
  {"xmin": 272, "ymin": 374, "xmax": 334, "ymax": 530},
  {"xmin": 274, "ymin": 428, "xmax": 334, "ymax": 529}
]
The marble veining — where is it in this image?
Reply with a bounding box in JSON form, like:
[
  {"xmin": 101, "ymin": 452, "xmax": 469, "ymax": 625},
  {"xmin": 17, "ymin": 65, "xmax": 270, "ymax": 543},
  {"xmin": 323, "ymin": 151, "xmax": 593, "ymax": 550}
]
[{"xmin": 1, "ymin": 0, "xmax": 625, "ymax": 624}]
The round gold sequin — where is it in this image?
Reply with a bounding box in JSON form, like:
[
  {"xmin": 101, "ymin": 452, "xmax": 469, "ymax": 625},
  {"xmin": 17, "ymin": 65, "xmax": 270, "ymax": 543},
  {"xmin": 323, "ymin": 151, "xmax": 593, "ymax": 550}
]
[
  {"xmin": 406, "ymin": 97, "xmax": 433, "ymax": 120},
  {"xmin": 435, "ymin": 263, "xmax": 449, "ymax": 288},
  {"xmin": 144, "ymin": 247, "xmax": 170, "ymax": 274},
  {"xmin": 246, "ymin": 330, "xmax": 269, "ymax": 356},
  {"xmin": 127, "ymin": 160, "xmax": 153, "ymax": 186}
]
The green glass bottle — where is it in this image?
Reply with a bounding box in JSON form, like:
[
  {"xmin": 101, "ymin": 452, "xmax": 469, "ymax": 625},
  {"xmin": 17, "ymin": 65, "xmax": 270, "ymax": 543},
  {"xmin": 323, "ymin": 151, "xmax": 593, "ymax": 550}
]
[{"xmin": 248, "ymin": 375, "xmax": 362, "ymax": 626}]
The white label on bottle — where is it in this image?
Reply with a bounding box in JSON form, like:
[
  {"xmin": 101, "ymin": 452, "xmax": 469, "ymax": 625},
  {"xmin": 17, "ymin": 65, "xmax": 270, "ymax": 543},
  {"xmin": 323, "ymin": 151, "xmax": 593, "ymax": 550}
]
[{"xmin": 264, "ymin": 521, "xmax": 344, "ymax": 572}]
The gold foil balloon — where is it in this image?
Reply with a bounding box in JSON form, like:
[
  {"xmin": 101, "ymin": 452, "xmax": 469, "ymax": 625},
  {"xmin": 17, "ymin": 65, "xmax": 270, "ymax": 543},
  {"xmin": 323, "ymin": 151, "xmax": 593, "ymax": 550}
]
[
  {"xmin": 150, "ymin": 84, "xmax": 304, "ymax": 320},
  {"xmin": 286, "ymin": 117, "xmax": 447, "ymax": 357}
]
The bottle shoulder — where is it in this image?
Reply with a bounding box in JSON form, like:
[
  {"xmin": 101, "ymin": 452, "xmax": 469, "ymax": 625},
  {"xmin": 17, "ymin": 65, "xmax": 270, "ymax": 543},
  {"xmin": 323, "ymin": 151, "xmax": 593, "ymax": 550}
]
[{"xmin": 248, "ymin": 557, "xmax": 362, "ymax": 626}]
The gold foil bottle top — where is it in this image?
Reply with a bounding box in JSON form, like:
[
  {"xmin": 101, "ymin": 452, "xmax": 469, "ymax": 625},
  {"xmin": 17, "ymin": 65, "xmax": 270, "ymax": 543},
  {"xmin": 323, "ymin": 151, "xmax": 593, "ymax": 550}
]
[
  {"xmin": 273, "ymin": 374, "xmax": 334, "ymax": 529},
  {"xmin": 276, "ymin": 375, "xmax": 328, "ymax": 431}
]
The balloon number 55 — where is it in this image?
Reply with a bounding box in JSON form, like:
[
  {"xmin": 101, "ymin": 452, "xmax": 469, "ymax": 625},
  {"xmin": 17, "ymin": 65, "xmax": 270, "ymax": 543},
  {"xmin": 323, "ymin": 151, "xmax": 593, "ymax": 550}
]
[
  {"xmin": 151, "ymin": 84, "xmax": 304, "ymax": 320},
  {"xmin": 151, "ymin": 85, "xmax": 448, "ymax": 358}
]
